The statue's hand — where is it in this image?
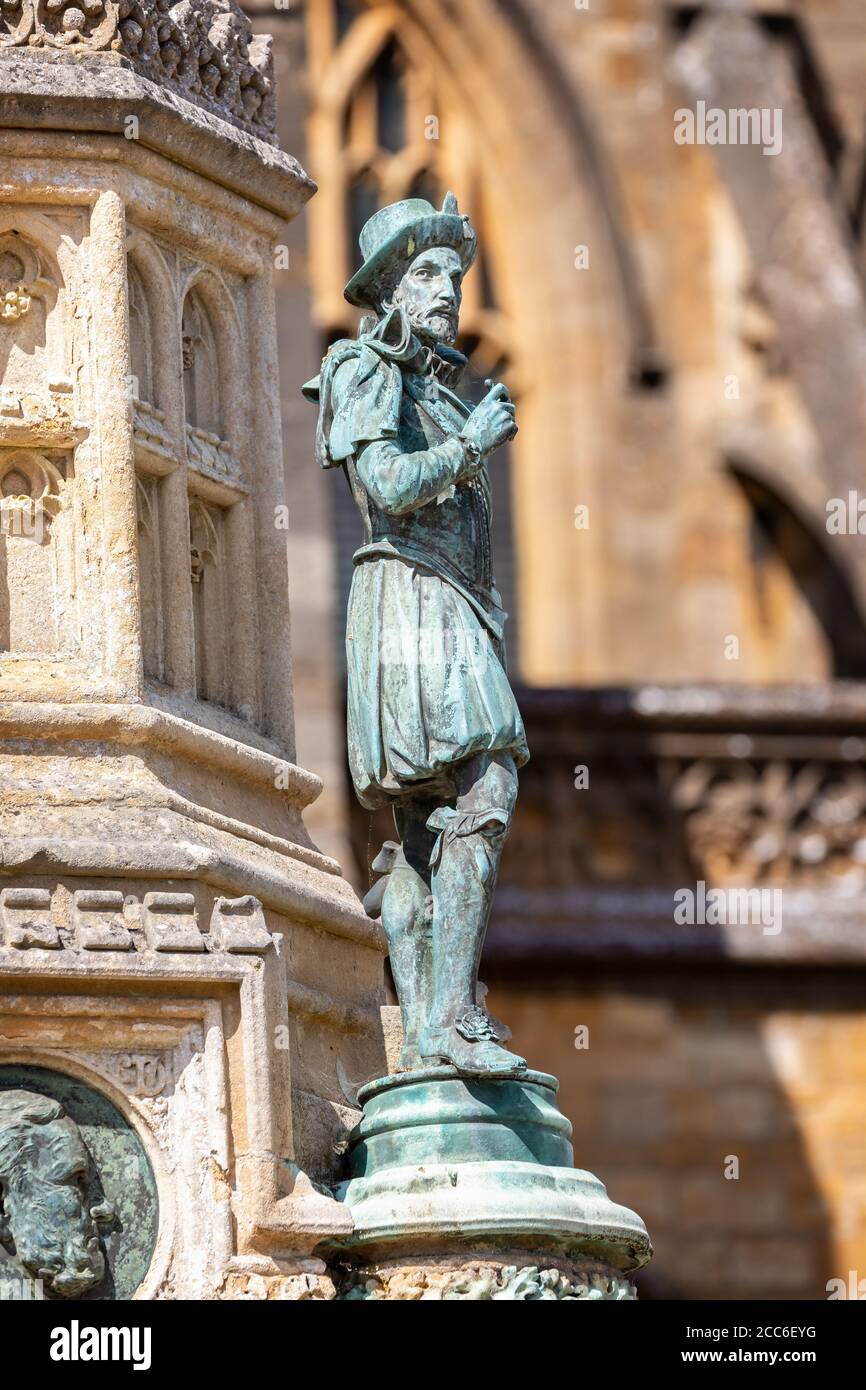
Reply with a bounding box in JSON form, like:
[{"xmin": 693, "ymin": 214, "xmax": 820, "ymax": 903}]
[{"xmin": 461, "ymin": 381, "xmax": 517, "ymax": 457}]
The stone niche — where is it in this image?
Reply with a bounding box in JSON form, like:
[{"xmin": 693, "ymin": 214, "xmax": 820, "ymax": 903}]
[
  {"xmin": 0, "ymin": 210, "xmax": 81, "ymax": 666},
  {"xmin": 0, "ymin": 448, "xmax": 73, "ymax": 657},
  {"xmin": 0, "ymin": 223, "xmax": 61, "ymax": 388}
]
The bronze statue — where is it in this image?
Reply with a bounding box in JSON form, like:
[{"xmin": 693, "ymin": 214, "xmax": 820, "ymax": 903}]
[{"xmin": 304, "ymin": 193, "xmax": 528, "ymax": 1076}]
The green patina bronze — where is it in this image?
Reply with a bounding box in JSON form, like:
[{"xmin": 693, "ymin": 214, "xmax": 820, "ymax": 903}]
[
  {"xmin": 331, "ymin": 1069, "xmax": 652, "ymax": 1272},
  {"xmin": 350, "ymin": 1068, "xmax": 573, "ymax": 1173},
  {"xmin": 304, "ymin": 193, "xmax": 528, "ymax": 1077},
  {"xmin": 0, "ymin": 1066, "xmax": 158, "ymax": 1300},
  {"xmin": 307, "ymin": 199, "xmax": 653, "ymax": 1283}
]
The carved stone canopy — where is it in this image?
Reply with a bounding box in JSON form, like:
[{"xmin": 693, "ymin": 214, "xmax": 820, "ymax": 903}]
[{"xmin": 0, "ymin": 0, "xmax": 277, "ymax": 142}]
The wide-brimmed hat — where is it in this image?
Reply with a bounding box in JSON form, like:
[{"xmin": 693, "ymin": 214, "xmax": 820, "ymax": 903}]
[{"xmin": 344, "ymin": 191, "xmax": 477, "ymax": 309}]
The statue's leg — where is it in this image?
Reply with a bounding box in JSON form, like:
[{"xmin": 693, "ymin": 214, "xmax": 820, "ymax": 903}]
[
  {"xmin": 419, "ymin": 751, "xmax": 526, "ymax": 1076},
  {"xmin": 380, "ymin": 799, "xmax": 436, "ymax": 1071}
]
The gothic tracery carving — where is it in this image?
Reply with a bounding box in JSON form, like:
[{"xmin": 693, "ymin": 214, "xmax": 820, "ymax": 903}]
[
  {"xmin": 673, "ymin": 757, "xmax": 866, "ymax": 889},
  {"xmin": 0, "ymin": 234, "xmax": 55, "ymax": 333},
  {"xmin": 189, "ymin": 496, "xmax": 229, "ymax": 706},
  {"xmin": 182, "ymin": 289, "xmax": 222, "ymax": 438},
  {"xmin": 0, "ymin": 449, "xmax": 64, "ymax": 540}
]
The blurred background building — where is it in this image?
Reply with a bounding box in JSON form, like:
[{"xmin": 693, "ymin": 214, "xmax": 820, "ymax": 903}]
[{"xmin": 248, "ymin": 0, "xmax": 866, "ymax": 1299}]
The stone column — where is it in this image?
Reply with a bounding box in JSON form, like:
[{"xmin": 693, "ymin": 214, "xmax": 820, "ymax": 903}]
[{"xmin": 0, "ymin": 5, "xmax": 387, "ymax": 1301}]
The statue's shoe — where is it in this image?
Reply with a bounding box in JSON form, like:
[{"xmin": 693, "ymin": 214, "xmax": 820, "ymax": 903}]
[{"xmin": 418, "ymin": 1026, "xmax": 527, "ymax": 1077}]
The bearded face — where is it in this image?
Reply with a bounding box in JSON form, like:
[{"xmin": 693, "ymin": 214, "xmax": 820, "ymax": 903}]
[
  {"xmin": 0, "ymin": 1091, "xmax": 113, "ymax": 1298},
  {"xmin": 390, "ymin": 246, "xmax": 463, "ymax": 347}
]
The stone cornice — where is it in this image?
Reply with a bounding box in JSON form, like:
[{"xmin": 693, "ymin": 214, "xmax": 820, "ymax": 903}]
[
  {"xmin": 0, "ymin": 53, "xmax": 316, "ymax": 218},
  {"xmin": 0, "ymin": 701, "xmax": 320, "ymax": 805}
]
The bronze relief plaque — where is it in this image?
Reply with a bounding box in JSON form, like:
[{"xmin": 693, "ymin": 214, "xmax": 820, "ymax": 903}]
[{"xmin": 0, "ymin": 1064, "xmax": 159, "ymax": 1300}]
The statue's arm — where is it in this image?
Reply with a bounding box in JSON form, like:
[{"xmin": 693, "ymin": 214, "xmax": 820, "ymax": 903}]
[
  {"xmin": 355, "ymin": 436, "xmax": 476, "ymax": 517},
  {"xmin": 329, "ymin": 356, "xmax": 478, "ymax": 517}
]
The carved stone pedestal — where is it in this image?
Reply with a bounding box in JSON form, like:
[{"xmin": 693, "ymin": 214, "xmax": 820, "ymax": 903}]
[
  {"xmin": 339, "ymin": 1253, "xmax": 637, "ymax": 1301},
  {"xmin": 325, "ymin": 1070, "xmax": 651, "ymax": 1301}
]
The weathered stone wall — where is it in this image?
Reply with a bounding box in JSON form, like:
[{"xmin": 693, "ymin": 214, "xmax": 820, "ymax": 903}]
[{"xmin": 493, "ymin": 981, "xmax": 866, "ymax": 1301}]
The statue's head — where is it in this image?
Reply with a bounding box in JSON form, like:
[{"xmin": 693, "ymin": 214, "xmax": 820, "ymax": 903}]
[
  {"xmin": 344, "ymin": 192, "xmax": 477, "ymax": 348},
  {"xmin": 384, "ymin": 245, "xmax": 464, "ymax": 347},
  {"xmin": 0, "ymin": 1089, "xmax": 114, "ymax": 1297}
]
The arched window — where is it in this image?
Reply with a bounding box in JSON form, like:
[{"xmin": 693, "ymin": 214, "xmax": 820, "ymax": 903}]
[
  {"xmin": 182, "ymin": 291, "xmax": 222, "ymax": 437},
  {"xmin": 308, "ymin": 4, "xmax": 445, "ymax": 321},
  {"xmin": 342, "ymin": 31, "xmax": 432, "ymax": 250}
]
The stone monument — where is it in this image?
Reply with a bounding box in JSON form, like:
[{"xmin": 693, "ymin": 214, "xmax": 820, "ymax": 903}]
[
  {"xmin": 0, "ymin": 0, "xmax": 387, "ymax": 1300},
  {"xmin": 305, "ymin": 196, "xmax": 652, "ymax": 1298}
]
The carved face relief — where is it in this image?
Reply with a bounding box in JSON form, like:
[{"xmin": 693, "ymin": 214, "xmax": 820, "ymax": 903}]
[
  {"xmin": 0, "ymin": 1089, "xmax": 114, "ymax": 1297},
  {"xmin": 391, "ymin": 246, "xmax": 463, "ymax": 347}
]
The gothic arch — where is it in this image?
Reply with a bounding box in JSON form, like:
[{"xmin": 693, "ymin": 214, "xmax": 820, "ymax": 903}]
[
  {"xmin": 189, "ymin": 495, "xmax": 229, "ymax": 707},
  {"xmin": 0, "ymin": 211, "xmax": 64, "ymax": 388},
  {"xmin": 126, "ymin": 234, "xmax": 178, "ymax": 415},
  {"xmin": 0, "ymin": 207, "xmax": 64, "ymax": 271},
  {"xmin": 306, "ymin": 0, "xmax": 655, "ymax": 366},
  {"xmin": 127, "ymin": 262, "xmax": 155, "ymax": 407},
  {"xmin": 178, "ymin": 268, "xmax": 243, "ymax": 454}
]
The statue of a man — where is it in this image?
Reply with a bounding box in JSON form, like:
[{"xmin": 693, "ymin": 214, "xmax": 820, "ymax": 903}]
[{"xmin": 304, "ymin": 193, "xmax": 529, "ymax": 1076}]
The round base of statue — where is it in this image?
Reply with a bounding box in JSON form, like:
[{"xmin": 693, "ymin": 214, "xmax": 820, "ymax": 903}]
[{"xmin": 327, "ymin": 1068, "xmax": 651, "ymax": 1300}]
